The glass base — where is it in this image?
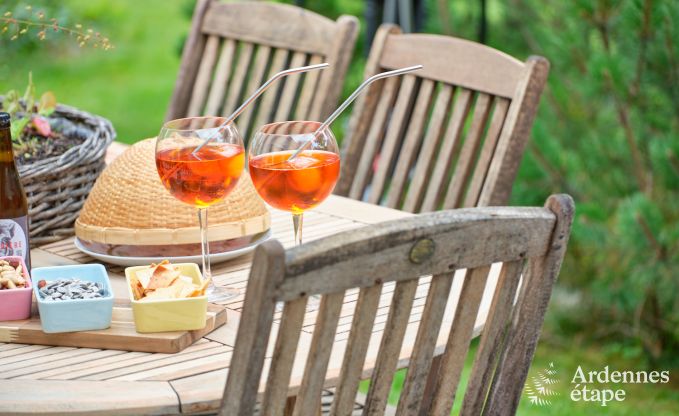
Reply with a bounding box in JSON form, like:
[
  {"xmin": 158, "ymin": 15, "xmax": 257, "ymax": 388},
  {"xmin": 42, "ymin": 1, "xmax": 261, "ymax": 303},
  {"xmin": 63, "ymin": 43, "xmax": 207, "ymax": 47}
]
[{"xmin": 207, "ymin": 285, "xmax": 240, "ymax": 303}]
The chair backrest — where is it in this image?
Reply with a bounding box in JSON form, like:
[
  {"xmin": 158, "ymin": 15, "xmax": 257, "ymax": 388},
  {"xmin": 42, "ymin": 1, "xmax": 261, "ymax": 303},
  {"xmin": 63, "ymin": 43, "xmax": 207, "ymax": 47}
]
[
  {"xmin": 166, "ymin": 0, "xmax": 358, "ymax": 139},
  {"xmin": 221, "ymin": 194, "xmax": 574, "ymax": 416},
  {"xmin": 335, "ymin": 25, "xmax": 550, "ymax": 212}
]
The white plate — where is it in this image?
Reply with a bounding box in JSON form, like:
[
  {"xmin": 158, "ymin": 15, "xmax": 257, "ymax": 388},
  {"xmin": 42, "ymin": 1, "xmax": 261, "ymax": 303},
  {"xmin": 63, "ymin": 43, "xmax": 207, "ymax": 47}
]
[{"xmin": 73, "ymin": 230, "xmax": 272, "ymax": 267}]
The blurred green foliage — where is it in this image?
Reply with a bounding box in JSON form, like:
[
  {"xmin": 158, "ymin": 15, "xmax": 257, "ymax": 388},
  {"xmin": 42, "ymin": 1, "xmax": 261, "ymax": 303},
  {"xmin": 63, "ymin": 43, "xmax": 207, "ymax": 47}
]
[
  {"xmin": 1, "ymin": 0, "xmax": 677, "ymax": 369},
  {"xmin": 494, "ymin": 0, "xmax": 679, "ymax": 367}
]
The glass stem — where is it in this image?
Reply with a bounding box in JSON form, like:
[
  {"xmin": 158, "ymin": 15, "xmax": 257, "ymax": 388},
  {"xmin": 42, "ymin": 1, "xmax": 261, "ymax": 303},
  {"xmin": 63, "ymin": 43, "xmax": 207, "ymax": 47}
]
[
  {"xmin": 198, "ymin": 207, "xmax": 211, "ymax": 281},
  {"xmin": 292, "ymin": 212, "xmax": 303, "ymax": 246}
]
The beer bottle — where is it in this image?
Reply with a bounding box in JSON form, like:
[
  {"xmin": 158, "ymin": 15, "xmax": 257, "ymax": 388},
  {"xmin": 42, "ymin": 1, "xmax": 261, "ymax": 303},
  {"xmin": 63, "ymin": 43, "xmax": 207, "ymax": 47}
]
[{"xmin": 0, "ymin": 112, "xmax": 31, "ymax": 269}]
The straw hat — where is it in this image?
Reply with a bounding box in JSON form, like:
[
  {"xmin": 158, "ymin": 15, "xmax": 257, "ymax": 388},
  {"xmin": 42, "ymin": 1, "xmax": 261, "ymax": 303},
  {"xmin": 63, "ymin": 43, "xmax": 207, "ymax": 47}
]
[{"xmin": 75, "ymin": 138, "xmax": 270, "ymax": 257}]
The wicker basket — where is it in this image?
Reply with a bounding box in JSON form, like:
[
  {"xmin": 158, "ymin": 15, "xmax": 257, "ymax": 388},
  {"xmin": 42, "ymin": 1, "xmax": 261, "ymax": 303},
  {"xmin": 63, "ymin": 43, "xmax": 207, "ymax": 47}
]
[
  {"xmin": 75, "ymin": 138, "xmax": 270, "ymax": 257},
  {"xmin": 16, "ymin": 104, "xmax": 115, "ymax": 245}
]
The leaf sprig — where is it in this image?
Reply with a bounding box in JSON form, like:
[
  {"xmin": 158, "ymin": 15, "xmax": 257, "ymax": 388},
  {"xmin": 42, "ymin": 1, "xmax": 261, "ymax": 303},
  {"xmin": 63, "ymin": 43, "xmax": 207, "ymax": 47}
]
[
  {"xmin": 2, "ymin": 72, "xmax": 57, "ymax": 147},
  {"xmin": 1, "ymin": 5, "xmax": 114, "ymax": 50}
]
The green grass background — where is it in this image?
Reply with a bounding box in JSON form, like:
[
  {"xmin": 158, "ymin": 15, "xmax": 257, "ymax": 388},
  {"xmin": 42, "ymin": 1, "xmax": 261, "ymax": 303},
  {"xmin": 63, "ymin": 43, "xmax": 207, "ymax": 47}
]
[
  {"xmin": 1, "ymin": 1, "xmax": 678, "ymax": 414},
  {"xmin": 0, "ymin": 0, "xmax": 188, "ymax": 143}
]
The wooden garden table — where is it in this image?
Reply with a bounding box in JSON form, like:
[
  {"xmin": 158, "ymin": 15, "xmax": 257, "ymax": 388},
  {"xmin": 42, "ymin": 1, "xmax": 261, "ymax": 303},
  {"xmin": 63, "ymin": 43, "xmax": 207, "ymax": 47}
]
[{"xmin": 0, "ymin": 196, "xmax": 500, "ymax": 415}]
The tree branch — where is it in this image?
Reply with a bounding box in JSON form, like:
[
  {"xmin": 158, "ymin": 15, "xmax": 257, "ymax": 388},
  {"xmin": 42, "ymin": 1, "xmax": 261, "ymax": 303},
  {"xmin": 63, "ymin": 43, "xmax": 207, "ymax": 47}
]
[
  {"xmin": 602, "ymin": 71, "xmax": 650, "ymax": 193},
  {"xmin": 436, "ymin": 0, "xmax": 453, "ymax": 35},
  {"xmin": 593, "ymin": 5, "xmax": 650, "ymax": 193},
  {"xmin": 662, "ymin": 13, "xmax": 679, "ymax": 114},
  {"xmin": 667, "ymin": 148, "xmax": 679, "ymax": 177},
  {"xmin": 630, "ymin": 0, "xmax": 653, "ymax": 97},
  {"xmin": 528, "ymin": 142, "xmax": 579, "ymax": 199},
  {"xmin": 635, "ymin": 213, "xmax": 665, "ymax": 260}
]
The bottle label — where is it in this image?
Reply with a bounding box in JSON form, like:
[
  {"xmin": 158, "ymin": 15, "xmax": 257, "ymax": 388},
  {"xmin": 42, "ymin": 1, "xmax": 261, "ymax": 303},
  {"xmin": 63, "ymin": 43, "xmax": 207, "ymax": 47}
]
[{"xmin": 0, "ymin": 216, "xmax": 30, "ymax": 268}]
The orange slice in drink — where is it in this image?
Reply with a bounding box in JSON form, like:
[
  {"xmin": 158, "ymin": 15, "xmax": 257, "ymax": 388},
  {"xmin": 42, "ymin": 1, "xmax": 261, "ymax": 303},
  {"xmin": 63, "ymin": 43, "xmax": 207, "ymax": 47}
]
[
  {"xmin": 221, "ymin": 151, "xmax": 244, "ymax": 181},
  {"xmin": 287, "ymin": 155, "xmax": 322, "ymax": 194}
]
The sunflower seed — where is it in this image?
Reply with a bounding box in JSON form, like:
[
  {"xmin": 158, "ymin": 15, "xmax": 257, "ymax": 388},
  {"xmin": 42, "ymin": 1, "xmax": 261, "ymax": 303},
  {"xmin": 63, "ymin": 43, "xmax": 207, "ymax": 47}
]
[{"xmin": 38, "ymin": 278, "xmax": 107, "ymax": 301}]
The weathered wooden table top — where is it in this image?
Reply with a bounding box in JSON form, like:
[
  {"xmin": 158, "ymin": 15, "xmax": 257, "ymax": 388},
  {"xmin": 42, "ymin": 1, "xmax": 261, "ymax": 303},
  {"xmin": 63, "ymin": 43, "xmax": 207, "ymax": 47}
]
[{"xmin": 0, "ymin": 195, "xmax": 499, "ymax": 415}]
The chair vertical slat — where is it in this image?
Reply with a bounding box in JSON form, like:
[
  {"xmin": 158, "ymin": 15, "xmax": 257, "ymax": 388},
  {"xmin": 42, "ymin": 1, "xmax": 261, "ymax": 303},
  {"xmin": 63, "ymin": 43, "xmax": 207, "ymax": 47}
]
[
  {"xmin": 295, "ymin": 54, "xmax": 325, "ymax": 120},
  {"xmin": 219, "ymin": 240, "xmax": 285, "ymax": 416},
  {"xmin": 275, "ymin": 52, "xmax": 309, "ymax": 121},
  {"xmin": 386, "ymin": 79, "xmax": 436, "ymax": 209},
  {"xmin": 368, "ymin": 75, "xmax": 418, "ymax": 205},
  {"xmin": 292, "ymin": 292, "xmax": 345, "ymax": 416},
  {"xmin": 463, "ymin": 98, "xmax": 510, "ymax": 207},
  {"xmin": 222, "ymin": 42, "xmax": 255, "ymax": 117},
  {"xmin": 309, "ymin": 15, "xmax": 359, "ymax": 120},
  {"xmin": 348, "ymin": 77, "xmax": 399, "ymax": 201},
  {"xmin": 237, "ymin": 45, "xmax": 272, "ymax": 136},
  {"xmin": 442, "ymin": 93, "xmax": 494, "ymax": 209},
  {"xmin": 260, "ymin": 297, "xmax": 308, "ymax": 416},
  {"xmin": 402, "ymin": 84, "xmax": 454, "ymax": 213},
  {"xmin": 477, "ymin": 57, "xmax": 550, "ymax": 206},
  {"xmin": 425, "ymin": 266, "xmax": 491, "ymax": 415},
  {"xmin": 204, "ymin": 39, "xmax": 237, "ymax": 115},
  {"xmin": 419, "ymin": 88, "xmax": 473, "ymax": 212},
  {"xmin": 396, "ymin": 271, "xmax": 455, "ymax": 414},
  {"xmin": 165, "ymin": 0, "xmax": 211, "ymax": 121},
  {"xmin": 254, "ymin": 48, "xmax": 290, "ymax": 129},
  {"xmin": 187, "ymin": 35, "xmax": 220, "ymax": 116},
  {"xmin": 483, "ymin": 194, "xmax": 574, "ymax": 416},
  {"xmin": 460, "ymin": 260, "xmax": 523, "ymax": 416},
  {"xmin": 363, "ymin": 279, "xmax": 418, "ymax": 416},
  {"xmin": 329, "ymin": 285, "xmax": 382, "ymax": 416},
  {"xmin": 336, "ymin": 24, "xmax": 402, "ymax": 197}
]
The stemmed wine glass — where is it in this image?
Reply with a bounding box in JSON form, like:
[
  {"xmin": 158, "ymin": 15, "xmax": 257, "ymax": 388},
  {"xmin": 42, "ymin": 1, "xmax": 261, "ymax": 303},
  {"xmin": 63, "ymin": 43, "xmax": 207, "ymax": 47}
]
[
  {"xmin": 156, "ymin": 117, "xmax": 244, "ymax": 302},
  {"xmin": 249, "ymin": 121, "xmax": 340, "ymax": 247}
]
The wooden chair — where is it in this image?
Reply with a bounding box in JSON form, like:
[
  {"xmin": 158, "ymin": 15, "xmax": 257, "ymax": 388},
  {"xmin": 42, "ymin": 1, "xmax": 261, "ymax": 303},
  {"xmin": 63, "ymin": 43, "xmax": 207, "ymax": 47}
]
[
  {"xmin": 166, "ymin": 0, "xmax": 358, "ymax": 139},
  {"xmin": 221, "ymin": 194, "xmax": 574, "ymax": 416},
  {"xmin": 335, "ymin": 25, "xmax": 550, "ymax": 212}
]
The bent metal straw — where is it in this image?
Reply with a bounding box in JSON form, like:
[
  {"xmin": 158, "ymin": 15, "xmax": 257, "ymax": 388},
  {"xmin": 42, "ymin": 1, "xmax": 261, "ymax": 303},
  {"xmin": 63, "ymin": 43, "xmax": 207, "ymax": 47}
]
[
  {"xmin": 285, "ymin": 65, "xmax": 423, "ymax": 162},
  {"xmin": 192, "ymin": 62, "xmax": 329, "ymax": 154}
]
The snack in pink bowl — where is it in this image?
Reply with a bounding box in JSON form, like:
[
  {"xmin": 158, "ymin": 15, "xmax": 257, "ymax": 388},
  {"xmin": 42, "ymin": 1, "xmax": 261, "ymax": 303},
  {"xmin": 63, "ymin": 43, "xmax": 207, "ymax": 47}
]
[{"xmin": 0, "ymin": 256, "xmax": 32, "ymax": 321}]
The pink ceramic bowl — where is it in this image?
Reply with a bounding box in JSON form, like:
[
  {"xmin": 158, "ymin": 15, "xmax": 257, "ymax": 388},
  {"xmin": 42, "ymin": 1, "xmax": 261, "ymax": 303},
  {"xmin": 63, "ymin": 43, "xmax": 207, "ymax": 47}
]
[{"xmin": 0, "ymin": 256, "xmax": 32, "ymax": 321}]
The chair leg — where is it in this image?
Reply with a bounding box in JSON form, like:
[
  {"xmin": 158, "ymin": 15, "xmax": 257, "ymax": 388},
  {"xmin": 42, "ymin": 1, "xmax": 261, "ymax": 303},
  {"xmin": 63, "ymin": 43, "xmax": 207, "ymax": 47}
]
[{"xmin": 419, "ymin": 354, "xmax": 443, "ymax": 415}]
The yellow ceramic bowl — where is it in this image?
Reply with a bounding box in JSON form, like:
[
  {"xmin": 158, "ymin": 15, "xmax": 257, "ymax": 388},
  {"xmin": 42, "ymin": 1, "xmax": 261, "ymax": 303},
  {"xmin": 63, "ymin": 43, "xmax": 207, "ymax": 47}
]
[{"xmin": 125, "ymin": 263, "xmax": 208, "ymax": 333}]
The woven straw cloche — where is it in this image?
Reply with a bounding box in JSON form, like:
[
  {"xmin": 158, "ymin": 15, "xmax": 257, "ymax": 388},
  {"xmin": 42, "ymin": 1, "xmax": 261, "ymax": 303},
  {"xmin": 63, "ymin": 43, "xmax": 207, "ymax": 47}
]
[{"xmin": 75, "ymin": 138, "xmax": 270, "ymax": 257}]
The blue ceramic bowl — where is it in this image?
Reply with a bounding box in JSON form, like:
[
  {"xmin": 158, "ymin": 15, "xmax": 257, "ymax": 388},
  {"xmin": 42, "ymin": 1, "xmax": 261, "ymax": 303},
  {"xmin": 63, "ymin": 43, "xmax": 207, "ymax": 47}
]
[{"xmin": 32, "ymin": 264, "xmax": 114, "ymax": 333}]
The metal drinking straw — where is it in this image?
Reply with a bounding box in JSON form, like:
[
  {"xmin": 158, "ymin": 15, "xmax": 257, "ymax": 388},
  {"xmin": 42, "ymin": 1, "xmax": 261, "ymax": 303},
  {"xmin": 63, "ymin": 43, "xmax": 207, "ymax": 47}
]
[
  {"xmin": 285, "ymin": 65, "xmax": 423, "ymax": 161},
  {"xmin": 192, "ymin": 62, "xmax": 329, "ymax": 154}
]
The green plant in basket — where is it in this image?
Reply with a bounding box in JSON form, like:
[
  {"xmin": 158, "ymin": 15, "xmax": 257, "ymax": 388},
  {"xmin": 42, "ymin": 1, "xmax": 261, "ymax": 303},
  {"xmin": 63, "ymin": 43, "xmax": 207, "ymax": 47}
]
[
  {"xmin": 1, "ymin": 72, "xmax": 107, "ymax": 166},
  {"xmin": 3, "ymin": 72, "xmax": 55, "ymax": 150},
  {"xmin": 1, "ymin": 72, "xmax": 57, "ymax": 163}
]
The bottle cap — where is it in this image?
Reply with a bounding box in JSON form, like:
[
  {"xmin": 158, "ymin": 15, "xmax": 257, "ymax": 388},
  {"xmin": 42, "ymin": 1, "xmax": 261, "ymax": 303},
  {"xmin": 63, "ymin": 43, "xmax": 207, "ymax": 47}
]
[{"xmin": 0, "ymin": 112, "xmax": 9, "ymax": 129}]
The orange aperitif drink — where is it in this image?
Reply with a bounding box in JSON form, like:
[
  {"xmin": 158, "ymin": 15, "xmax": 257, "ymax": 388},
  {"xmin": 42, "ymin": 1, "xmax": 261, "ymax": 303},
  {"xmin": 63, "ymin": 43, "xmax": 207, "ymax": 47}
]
[
  {"xmin": 156, "ymin": 143, "xmax": 244, "ymax": 207},
  {"xmin": 249, "ymin": 150, "xmax": 340, "ymax": 213}
]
